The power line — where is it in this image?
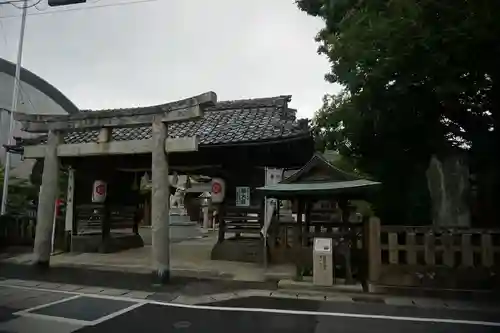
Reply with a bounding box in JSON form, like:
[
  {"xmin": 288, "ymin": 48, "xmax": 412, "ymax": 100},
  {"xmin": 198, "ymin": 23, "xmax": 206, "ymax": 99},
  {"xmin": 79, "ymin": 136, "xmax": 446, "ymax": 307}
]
[
  {"xmin": 0, "ymin": 1, "xmax": 26, "ymax": 5},
  {"xmin": 0, "ymin": 14, "xmax": 8, "ymax": 47},
  {"xmin": 0, "ymin": 0, "xmax": 159, "ymax": 19},
  {"xmin": 33, "ymin": 0, "xmax": 100, "ymax": 12},
  {"xmin": 0, "ymin": 1, "xmax": 38, "ymax": 115},
  {"xmin": 8, "ymin": 0, "xmax": 42, "ymax": 10}
]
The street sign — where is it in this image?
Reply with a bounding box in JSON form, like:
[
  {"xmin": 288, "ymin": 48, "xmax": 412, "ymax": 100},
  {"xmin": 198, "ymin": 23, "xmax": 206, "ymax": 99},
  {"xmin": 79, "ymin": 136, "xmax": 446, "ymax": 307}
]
[{"xmin": 235, "ymin": 186, "xmax": 250, "ymax": 207}]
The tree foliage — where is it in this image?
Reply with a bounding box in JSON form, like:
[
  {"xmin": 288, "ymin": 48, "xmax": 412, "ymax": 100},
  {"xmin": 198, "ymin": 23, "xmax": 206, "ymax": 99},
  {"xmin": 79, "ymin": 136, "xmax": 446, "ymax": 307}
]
[
  {"xmin": 298, "ymin": 0, "xmax": 499, "ymax": 224},
  {"xmin": 0, "ymin": 165, "xmax": 38, "ymax": 214}
]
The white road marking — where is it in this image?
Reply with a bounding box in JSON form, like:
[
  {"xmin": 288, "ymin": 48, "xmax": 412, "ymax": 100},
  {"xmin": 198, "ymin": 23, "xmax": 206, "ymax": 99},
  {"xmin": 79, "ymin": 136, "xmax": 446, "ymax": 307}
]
[
  {"xmin": 13, "ymin": 312, "xmax": 91, "ymax": 326},
  {"xmin": 155, "ymin": 302, "xmax": 500, "ymax": 327},
  {"xmin": 13, "ymin": 295, "xmax": 81, "ymax": 316},
  {"xmin": 10, "ymin": 286, "xmax": 146, "ymax": 327},
  {"xmin": 89, "ymin": 302, "xmax": 145, "ymax": 325},
  {"xmin": 1, "ymin": 282, "xmax": 499, "ymax": 327}
]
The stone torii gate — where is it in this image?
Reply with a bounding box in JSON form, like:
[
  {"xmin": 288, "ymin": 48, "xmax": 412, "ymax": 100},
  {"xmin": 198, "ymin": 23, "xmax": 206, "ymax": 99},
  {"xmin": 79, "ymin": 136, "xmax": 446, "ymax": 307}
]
[{"xmin": 14, "ymin": 91, "xmax": 217, "ymax": 283}]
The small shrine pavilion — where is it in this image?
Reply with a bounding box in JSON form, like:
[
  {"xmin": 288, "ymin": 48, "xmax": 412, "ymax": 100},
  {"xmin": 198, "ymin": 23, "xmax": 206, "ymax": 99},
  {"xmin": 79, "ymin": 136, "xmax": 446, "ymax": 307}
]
[{"xmin": 258, "ymin": 153, "xmax": 381, "ymax": 282}]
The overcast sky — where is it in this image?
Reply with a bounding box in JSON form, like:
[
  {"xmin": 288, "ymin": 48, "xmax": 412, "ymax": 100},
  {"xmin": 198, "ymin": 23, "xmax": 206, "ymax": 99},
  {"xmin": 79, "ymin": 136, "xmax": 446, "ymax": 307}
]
[{"xmin": 0, "ymin": 0, "xmax": 340, "ymax": 119}]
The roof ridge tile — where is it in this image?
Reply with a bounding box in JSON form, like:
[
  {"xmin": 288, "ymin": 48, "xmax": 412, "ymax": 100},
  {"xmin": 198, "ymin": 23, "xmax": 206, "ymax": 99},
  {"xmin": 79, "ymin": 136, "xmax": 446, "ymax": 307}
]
[{"xmin": 79, "ymin": 95, "xmax": 292, "ymax": 113}]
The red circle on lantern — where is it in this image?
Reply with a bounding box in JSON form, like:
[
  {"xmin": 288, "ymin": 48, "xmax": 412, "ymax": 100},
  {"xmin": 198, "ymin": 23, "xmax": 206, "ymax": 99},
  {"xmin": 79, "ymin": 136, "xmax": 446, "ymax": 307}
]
[
  {"xmin": 212, "ymin": 182, "xmax": 221, "ymax": 194},
  {"xmin": 95, "ymin": 184, "xmax": 106, "ymax": 195}
]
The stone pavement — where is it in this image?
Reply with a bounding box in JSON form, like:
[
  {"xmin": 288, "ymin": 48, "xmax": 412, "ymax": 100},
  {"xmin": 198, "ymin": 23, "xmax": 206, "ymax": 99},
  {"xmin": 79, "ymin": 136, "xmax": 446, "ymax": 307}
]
[{"xmin": 0, "ymin": 233, "xmax": 295, "ymax": 282}]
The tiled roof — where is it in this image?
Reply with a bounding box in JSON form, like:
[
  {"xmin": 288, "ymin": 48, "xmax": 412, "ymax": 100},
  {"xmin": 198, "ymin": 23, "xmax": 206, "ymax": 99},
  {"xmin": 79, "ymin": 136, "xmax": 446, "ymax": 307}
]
[{"xmin": 14, "ymin": 95, "xmax": 311, "ymax": 147}]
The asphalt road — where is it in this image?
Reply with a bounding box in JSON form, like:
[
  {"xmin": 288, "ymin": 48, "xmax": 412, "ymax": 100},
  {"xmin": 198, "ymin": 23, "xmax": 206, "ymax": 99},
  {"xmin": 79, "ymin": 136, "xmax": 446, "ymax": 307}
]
[
  {"xmin": 1, "ymin": 284, "xmax": 499, "ymax": 333},
  {"xmin": 75, "ymin": 299, "xmax": 500, "ymax": 333}
]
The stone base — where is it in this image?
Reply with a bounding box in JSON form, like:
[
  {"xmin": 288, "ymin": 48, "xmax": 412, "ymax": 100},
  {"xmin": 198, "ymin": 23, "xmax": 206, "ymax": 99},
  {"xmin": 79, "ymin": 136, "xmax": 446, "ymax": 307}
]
[
  {"xmin": 33, "ymin": 260, "xmax": 50, "ymax": 270},
  {"xmin": 170, "ymin": 214, "xmax": 202, "ymax": 241},
  {"xmin": 211, "ymin": 237, "xmax": 265, "ymax": 263},
  {"xmin": 71, "ymin": 233, "xmax": 144, "ymax": 253},
  {"xmin": 152, "ymin": 269, "xmax": 171, "ymax": 285},
  {"xmin": 139, "ymin": 226, "xmax": 152, "ymax": 245}
]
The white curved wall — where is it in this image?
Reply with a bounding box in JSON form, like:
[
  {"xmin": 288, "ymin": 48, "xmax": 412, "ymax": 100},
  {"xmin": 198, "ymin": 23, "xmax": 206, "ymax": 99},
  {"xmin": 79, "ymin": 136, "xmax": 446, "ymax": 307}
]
[{"xmin": 0, "ymin": 71, "xmax": 72, "ymax": 166}]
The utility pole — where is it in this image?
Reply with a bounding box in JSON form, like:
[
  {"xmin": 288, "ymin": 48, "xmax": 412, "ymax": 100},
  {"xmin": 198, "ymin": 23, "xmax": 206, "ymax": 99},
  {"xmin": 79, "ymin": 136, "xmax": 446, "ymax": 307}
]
[
  {"xmin": 1, "ymin": 0, "xmax": 28, "ymax": 215},
  {"xmin": 1, "ymin": 0, "xmax": 87, "ymax": 215}
]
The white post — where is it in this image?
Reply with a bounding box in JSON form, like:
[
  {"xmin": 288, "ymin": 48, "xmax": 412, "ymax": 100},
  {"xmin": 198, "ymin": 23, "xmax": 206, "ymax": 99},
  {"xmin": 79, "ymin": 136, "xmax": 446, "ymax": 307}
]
[
  {"xmin": 263, "ymin": 167, "xmax": 268, "ymax": 268},
  {"xmin": 1, "ymin": 0, "xmax": 28, "ymax": 215},
  {"xmin": 51, "ymin": 201, "xmax": 58, "ymax": 254},
  {"xmin": 201, "ymin": 206, "xmax": 211, "ymax": 234}
]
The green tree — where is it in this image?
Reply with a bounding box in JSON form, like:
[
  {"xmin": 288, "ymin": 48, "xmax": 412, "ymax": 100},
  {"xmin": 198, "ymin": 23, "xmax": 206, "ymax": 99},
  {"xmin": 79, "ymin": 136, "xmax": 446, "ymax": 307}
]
[
  {"xmin": 0, "ymin": 165, "xmax": 38, "ymax": 214},
  {"xmin": 298, "ymin": 0, "xmax": 499, "ymax": 224}
]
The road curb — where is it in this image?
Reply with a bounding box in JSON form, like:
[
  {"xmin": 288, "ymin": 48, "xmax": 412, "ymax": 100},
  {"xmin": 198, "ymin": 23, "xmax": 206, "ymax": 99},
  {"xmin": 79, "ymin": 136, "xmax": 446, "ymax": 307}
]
[
  {"xmin": 2, "ymin": 278, "xmax": 500, "ymax": 314},
  {"xmin": 0, "ymin": 262, "xmax": 277, "ymax": 292},
  {"xmin": 278, "ymin": 279, "xmax": 366, "ymax": 294}
]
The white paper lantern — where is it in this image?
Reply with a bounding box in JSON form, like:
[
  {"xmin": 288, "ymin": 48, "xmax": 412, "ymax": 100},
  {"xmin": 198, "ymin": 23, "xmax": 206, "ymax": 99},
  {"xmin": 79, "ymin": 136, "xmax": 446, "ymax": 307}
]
[
  {"xmin": 210, "ymin": 178, "xmax": 225, "ymax": 204},
  {"xmin": 92, "ymin": 180, "xmax": 107, "ymax": 203}
]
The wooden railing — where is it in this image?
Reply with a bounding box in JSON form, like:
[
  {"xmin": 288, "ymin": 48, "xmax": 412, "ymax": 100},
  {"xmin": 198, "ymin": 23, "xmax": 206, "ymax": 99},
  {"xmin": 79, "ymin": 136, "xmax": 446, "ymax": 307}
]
[
  {"xmin": 217, "ymin": 205, "xmax": 263, "ymax": 243},
  {"xmin": 269, "ymin": 216, "xmax": 365, "ymax": 283},
  {"xmin": 74, "ymin": 204, "xmax": 138, "ymax": 235},
  {"xmin": 380, "ymin": 226, "xmax": 499, "ymax": 267},
  {"xmin": 365, "ymin": 217, "xmax": 500, "ymax": 288}
]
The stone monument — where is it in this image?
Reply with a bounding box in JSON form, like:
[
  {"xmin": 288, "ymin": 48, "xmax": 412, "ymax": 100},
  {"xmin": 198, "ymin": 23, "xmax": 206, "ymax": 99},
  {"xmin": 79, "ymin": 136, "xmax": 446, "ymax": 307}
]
[{"xmin": 169, "ymin": 176, "xmax": 202, "ymax": 241}]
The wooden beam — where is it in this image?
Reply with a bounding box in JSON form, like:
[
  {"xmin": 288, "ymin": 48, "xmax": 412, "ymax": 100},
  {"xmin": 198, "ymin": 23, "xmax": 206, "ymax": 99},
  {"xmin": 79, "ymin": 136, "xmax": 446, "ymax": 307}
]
[
  {"xmin": 23, "ymin": 137, "xmax": 199, "ymax": 158},
  {"xmin": 15, "ymin": 91, "xmax": 216, "ymax": 133},
  {"xmin": 115, "ymin": 165, "xmax": 222, "ymax": 172}
]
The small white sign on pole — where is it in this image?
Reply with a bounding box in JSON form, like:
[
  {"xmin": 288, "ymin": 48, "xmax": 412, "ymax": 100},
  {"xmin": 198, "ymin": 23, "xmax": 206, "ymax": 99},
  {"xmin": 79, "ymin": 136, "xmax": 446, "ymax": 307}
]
[
  {"xmin": 262, "ymin": 167, "xmax": 283, "ymax": 235},
  {"xmin": 65, "ymin": 168, "xmax": 75, "ymax": 232},
  {"xmin": 235, "ymin": 186, "xmax": 250, "ymax": 207},
  {"xmin": 314, "ymin": 237, "xmax": 333, "ymax": 254},
  {"xmin": 262, "ymin": 167, "xmax": 283, "ymax": 268},
  {"xmin": 266, "ymin": 168, "xmax": 283, "ymax": 186}
]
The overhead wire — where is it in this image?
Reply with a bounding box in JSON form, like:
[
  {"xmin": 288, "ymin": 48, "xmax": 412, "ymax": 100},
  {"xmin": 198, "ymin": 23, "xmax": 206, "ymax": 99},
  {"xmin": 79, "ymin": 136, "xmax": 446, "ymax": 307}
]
[
  {"xmin": 8, "ymin": 0, "xmax": 42, "ymax": 10},
  {"xmin": 34, "ymin": 0, "xmax": 100, "ymax": 12},
  {"xmin": 0, "ymin": 12, "xmax": 8, "ymax": 47},
  {"xmin": 0, "ymin": 0, "xmax": 25, "ymax": 5},
  {"xmin": 0, "ymin": 0, "xmax": 159, "ymax": 19},
  {"xmin": 0, "ymin": 0, "xmax": 159, "ymax": 113},
  {"xmin": 0, "ymin": 0, "xmax": 158, "ymax": 114},
  {"xmin": 33, "ymin": 1, "xmax": 47, "ymax": 11},
  {"xmin": 0, "ymin": 16, "xmax": 39, "ymax": 115},
  {"xmin": 0, "ymin": 0, "xmax": 39, "ymax": 115}
]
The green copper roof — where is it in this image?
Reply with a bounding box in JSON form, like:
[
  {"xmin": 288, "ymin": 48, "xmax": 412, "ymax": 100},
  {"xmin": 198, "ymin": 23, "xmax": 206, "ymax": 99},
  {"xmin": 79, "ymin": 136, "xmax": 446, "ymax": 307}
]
[{"xmin": 256, "ymin": 179, "xmax": 381, "ymax": 197}]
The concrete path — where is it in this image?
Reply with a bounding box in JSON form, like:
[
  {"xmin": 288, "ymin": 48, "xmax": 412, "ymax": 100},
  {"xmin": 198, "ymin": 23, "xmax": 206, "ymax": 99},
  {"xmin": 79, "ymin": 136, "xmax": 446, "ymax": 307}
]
[{"xmin": 1, "ymin": 234, "xmax": 295, "ymax": 282}]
